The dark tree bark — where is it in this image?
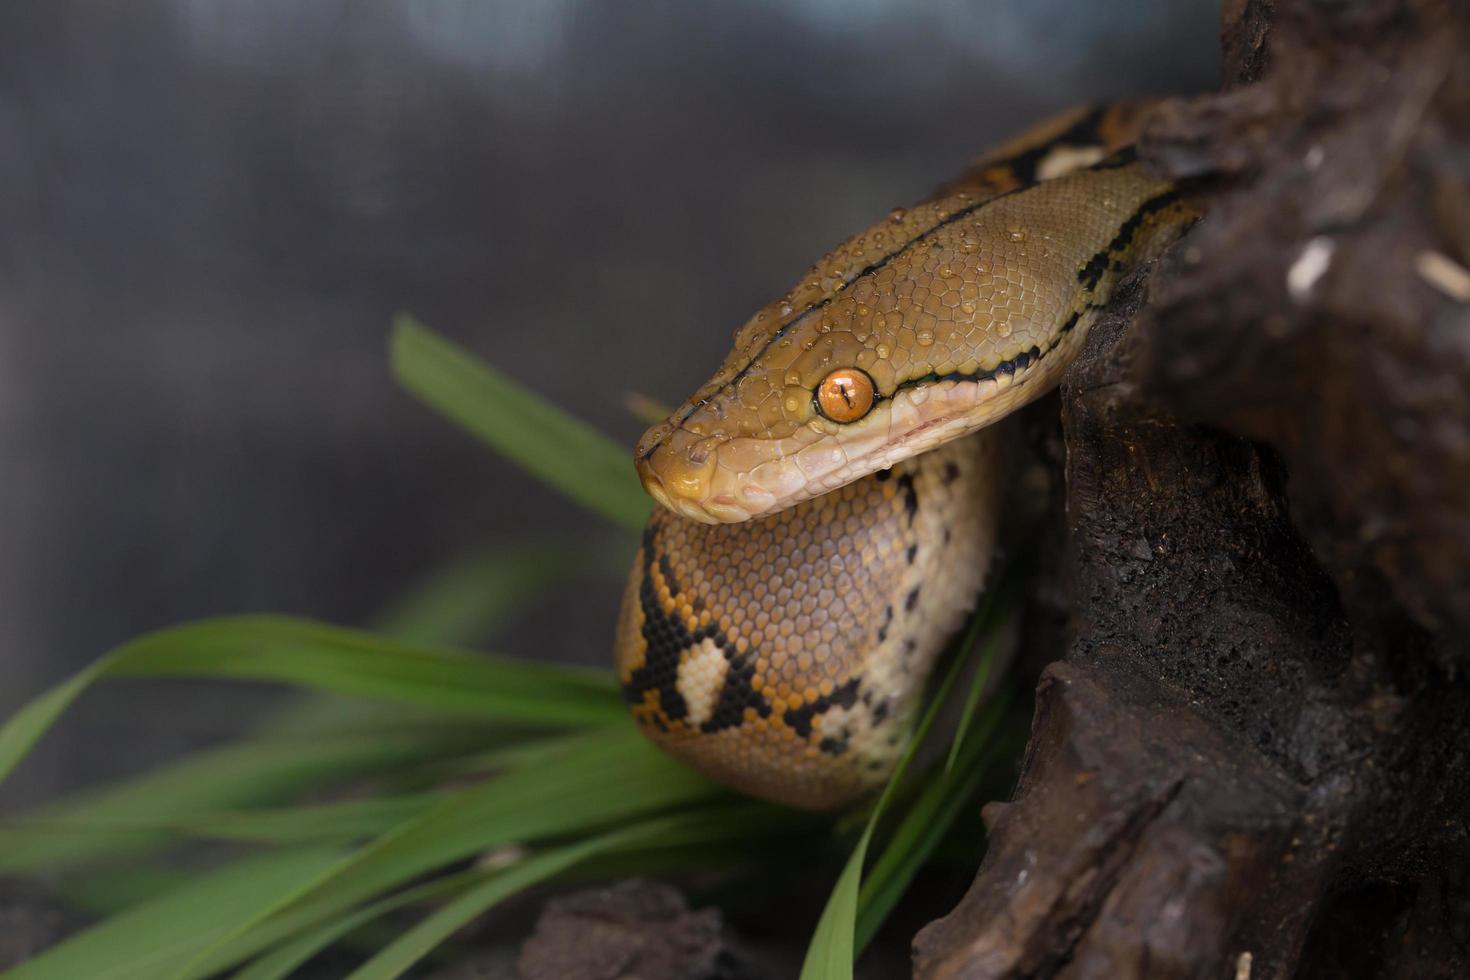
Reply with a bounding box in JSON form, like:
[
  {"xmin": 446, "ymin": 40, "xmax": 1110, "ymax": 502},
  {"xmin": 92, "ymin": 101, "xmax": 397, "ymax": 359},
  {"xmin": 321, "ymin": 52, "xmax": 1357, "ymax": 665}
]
[{"xmin": 913, "ymin": 1, "xmax": 1470, "ymax": 977}]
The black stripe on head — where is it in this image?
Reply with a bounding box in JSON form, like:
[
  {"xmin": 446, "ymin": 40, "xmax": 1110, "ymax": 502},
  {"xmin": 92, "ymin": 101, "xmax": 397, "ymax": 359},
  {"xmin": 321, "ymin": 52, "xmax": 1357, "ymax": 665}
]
[
  {"xmin": 888, "ymin": 188, "xmax": 1183, "ymax": 400},
  {"xmin": 644, "ymin": 126, "xmax": 1145, "ymax": 459},
  {"xmin": 1077, "ymin": 189, "xmax": 1181, "ymax": 290}
]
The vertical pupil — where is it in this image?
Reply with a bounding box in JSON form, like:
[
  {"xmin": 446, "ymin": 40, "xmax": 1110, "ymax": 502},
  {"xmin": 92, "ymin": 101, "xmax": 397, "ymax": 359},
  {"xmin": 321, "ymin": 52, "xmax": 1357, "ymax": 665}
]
[{"xmin": 818, "ymin": 370, "xmax": 872, "ymax": 422}]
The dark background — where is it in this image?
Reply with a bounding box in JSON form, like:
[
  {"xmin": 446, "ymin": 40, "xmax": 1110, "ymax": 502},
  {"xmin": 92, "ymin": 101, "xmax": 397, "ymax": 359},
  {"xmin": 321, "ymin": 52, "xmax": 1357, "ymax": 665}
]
[{"xmin": 0, "ymin": 0, "xmax": 1219, "ymax": 807}]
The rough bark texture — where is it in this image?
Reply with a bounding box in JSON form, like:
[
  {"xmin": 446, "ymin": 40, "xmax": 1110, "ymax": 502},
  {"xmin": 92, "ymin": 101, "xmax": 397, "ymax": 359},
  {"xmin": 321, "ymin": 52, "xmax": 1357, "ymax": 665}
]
[
  {"xmin": 914, "ymin": 0, "xmax": 1470, "ymax": 977},
  {"xmin": 515, "ymin": 879, "xmax": 756, "ymax": 980}
]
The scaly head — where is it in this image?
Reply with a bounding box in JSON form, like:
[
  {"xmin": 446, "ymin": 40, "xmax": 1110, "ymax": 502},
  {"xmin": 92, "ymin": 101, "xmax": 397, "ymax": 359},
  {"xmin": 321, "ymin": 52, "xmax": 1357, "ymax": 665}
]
[{"xmin": 635, "ymin": 159, "xmax": 1189, "ymax": 524}]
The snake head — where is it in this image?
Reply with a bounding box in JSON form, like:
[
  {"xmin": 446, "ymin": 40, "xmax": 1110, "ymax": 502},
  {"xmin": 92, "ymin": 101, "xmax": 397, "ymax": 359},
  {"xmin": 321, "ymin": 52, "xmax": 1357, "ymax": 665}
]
[
  {"xmin": 633, "ymin": 160, "xmax": 1188, "ymax": 524},
  {"xmin": 634, "ymin": 188, "xmax": 1085, "ymax": 524},
  {"xmin": 633, "ymin": 305, "xmax": 880, "ymax": 524},
  {"xmin": 633, "ymin": 231, "xmax": 1054, "ymax": 524}
]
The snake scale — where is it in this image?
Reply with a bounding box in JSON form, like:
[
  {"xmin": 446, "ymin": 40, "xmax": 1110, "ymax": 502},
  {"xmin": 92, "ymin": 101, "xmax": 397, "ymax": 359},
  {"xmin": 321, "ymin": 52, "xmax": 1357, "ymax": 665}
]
[{"xmin": 613, "ymin": 104, "xmax": 1196, "ymax": 809}]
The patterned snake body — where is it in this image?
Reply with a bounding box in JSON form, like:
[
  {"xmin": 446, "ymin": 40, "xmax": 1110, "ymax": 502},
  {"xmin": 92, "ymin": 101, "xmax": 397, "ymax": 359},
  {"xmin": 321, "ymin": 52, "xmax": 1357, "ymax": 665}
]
[{"xmin": 615, "ymin": 105, "xmax": 1195, "ymax": 809}]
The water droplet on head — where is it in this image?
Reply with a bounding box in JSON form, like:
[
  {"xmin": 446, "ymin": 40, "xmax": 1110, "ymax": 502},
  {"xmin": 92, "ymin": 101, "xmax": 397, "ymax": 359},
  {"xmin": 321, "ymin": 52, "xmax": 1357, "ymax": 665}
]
[
  {"xmin": 996, "ymin": 322, "xmax": 1013, "ymax": 338},
  {"xmin": 875, "ymin": 343, "xmax": 891, "ymax": 359},
  {"xmin": 1007, "ymin": 227, "xmax": 1027, "ymax": 243},
  {"xmin": 888, "ymin": 207, "xmax": 907, "ymax": 223}
]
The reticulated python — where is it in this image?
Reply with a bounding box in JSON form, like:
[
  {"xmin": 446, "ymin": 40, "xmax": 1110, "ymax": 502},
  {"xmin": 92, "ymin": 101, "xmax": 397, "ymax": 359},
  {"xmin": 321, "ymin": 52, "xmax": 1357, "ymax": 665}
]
[{"xmin": 613, "ymin": 105, "xmax": 1196, "ymax": 809}]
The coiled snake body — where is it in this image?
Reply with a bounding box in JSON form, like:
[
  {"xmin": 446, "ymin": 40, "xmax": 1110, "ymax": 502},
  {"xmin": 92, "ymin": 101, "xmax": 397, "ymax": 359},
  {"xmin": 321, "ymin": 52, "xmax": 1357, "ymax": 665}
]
[{"xmin": 614, "ymin": 105, "xmax": 1195, "ymax": 809}]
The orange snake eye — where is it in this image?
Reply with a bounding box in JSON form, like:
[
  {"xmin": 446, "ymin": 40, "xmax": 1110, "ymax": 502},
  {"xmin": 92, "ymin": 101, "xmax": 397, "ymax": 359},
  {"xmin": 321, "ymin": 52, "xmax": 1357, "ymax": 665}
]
[{"xmin": 814, "ymin": 368, "xmax": 877, "ymax": 423}]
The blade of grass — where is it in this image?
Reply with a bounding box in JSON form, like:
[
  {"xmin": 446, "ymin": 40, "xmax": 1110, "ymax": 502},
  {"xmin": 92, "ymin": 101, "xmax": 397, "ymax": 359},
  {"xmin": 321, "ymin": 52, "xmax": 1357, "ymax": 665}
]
[
  {"xmin": 370, "ymin": 543, "xmax": 583, "ymax": 647},
  {"xmin": 0, "ymin": 845, "xmax": 351, "ymax": 980},
  {"xmin": 7, "ymin": 792, "xmax": 448, "ymax": 846},
  {"xmin": 798, "ymin": 824, "xmax": 873, "ymax": 980},
  {"xmin": 8, "ymin": 729, "xmax": 715, "ymax": 980},
  {"xmin": 0, "ymin": 616, "xmax": 621, "ymax": 790},
  {"xmin": 260, "ymin": 533, "xmax": 627, "ymax": 739},
  {"xmin": 853, "ymin": 689, "xmax": 1014, "ymax": 953},
  {"xmin": 55, "ymin": 865, "xmax": 194, "ymax": 918},
  {"xmin": 170, "ymin": 727, "xmax": 722, "ymax": 979},
  {"xmin": 798, "ymin": 632, "xmax": 972, "ymax": 980},
  {"xmin": 0, "ymin": 729, "xmax": 481, "ymax": 873},
  {"xmin": 230, "ymin": 870, "xmax": 490, "ymax": 980},
  {"xmin": 799, "ymin": 578, "xmax": 1013, "ymax": 980},
  {"xmin": 943, "ymin": 589, "xmax": 1015, "ymax": 775},
  {"xmin": 343, "ymin": 838, "xmax": 607, "ymax": 980},
  {"xmin": 347, "ymin": 802, "xmax": 805, "ymax": 980},
  {"xmin": 390, "ymin": 315, "xmax": 651, "ymax": 532}
]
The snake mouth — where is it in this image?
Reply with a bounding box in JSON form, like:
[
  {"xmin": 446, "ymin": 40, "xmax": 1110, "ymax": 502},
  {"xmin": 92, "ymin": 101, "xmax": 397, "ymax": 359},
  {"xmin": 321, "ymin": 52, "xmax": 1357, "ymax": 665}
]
[
  {"xmin": 636, "ymin": 380, "xmax": 996, "ymax": 524},
  {"xmin": 635, "ymin": 438, "xmax": 766, "ymax": 524},
  {"xmin": 636, "ymin": 356, "xmax": 1058, "ymax": 524},
  {"xmin": 639, "ymin": 466, "xmax": 758, "ymax": 524}
]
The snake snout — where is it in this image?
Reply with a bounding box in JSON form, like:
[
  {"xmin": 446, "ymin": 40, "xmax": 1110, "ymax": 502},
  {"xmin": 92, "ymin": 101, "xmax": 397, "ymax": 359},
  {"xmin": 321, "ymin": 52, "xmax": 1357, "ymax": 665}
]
[{"xmin": 635, "ymin": 443, "xmax": 730, "ymax": 524}]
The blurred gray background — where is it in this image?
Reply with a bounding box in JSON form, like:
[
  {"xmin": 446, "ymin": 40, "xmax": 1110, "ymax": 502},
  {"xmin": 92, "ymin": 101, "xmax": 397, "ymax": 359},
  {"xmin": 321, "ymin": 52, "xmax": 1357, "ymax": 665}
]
[{"xmin": 0, "ymin": 0, "xmax": 1219, "ymax": 806}]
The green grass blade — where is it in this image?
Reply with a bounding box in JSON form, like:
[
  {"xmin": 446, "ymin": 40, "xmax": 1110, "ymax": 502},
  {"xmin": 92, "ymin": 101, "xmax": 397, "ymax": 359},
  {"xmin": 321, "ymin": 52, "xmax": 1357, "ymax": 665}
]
[
  {"xmin": 9, "ymin": 793, "xmax": 447, "ymax": 846},
  {"xmin": 239, "ymin": 803, "xmax": 802, "ymax": 980},
  {"xmin": 943, "ymin": 590, "xmax": 1014, "ymax": 775},
  {"xmin": 370, "ymin": 543, "xmax": 584, "ymax": 647},
  {"xmin": 798, "ymin": 651, "xmax": 967, "ymax": 980},
  {"xmin": 344, "ymin": 841, "xmax": 604, "ymax": 980},
  {"xmin": 0, "ymin": 729, "xmax": 479, "ymax": 873},
  {"xmin": 230, "ymin": 870, "xmax": 488, "ymax": 980},
  {"xmin": 0, "ymin": 616, "xmax": 621, "ymax": 790},
  {"xmin": 54, "ymin": 865, "xmax": 194, "ymax": 918},
  {"xmin": 798, "ymin": 825, "xmax": 873, "ymax": 980},
  {"xmin": 799, "ymin": 582, "xmax": 1011, "ymax": 980},
  {"xmin": 853, "ymin": 691, "xmax": 1013, "ymax": 953},
  {"xmin": 171, "ymin": 728, "xmax": 721, "ymax": 979},
  {"xmin": 347, "ymin": 801, "xmax": 807, "ymax": 980},
  {"xmin": 390, "ymin": 315, "xmax": 651, "ymax": 532},
  {"xmin": 0, "ymin": 845, "xmax": 350, "ymax": 980}
]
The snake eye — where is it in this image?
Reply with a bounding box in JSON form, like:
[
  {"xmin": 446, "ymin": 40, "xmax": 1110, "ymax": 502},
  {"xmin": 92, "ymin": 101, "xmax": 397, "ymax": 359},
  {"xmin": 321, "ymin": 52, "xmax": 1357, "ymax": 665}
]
[{"xmin": 815, "ymin": 368, "xmax": 876, "ymax": 423}]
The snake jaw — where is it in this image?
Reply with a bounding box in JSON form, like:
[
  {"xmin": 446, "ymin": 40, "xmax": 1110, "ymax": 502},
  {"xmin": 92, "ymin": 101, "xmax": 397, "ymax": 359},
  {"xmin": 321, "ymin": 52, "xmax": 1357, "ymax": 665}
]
[
  {"xmin": 638, "ymin": 439, "xmax": 799, "ymax": 525},
  {"xmin": 637, "ymin": 376, "xmax": 1030, "ymax": 524}
]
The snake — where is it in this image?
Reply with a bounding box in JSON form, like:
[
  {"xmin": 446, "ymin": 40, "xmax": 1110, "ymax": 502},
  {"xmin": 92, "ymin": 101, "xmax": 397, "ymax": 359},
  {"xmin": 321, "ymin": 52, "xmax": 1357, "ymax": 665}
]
[{"xmin": 613, "ymin": 104, "xmax": 1196, "ymax": 810}]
